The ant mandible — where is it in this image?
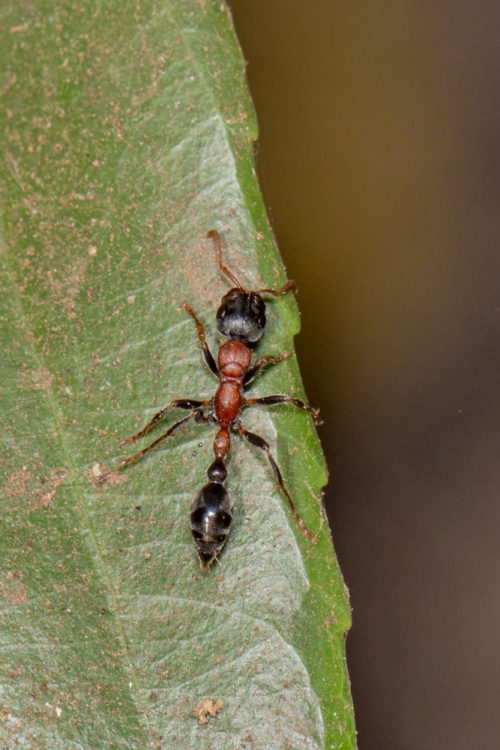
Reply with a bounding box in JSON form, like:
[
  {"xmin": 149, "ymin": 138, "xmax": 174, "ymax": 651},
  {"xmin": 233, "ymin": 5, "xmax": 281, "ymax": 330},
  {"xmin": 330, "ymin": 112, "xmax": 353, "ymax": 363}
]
[{"xmin": 119, "ymin": 230, "xmax": 320, "ymax": 567}]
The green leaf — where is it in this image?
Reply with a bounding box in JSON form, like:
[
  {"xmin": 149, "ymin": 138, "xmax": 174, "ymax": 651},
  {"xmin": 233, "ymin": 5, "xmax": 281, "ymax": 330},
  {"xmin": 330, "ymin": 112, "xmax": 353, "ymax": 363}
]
[{"xmin": 0, "ymin": 1, "xmax": 356, "ymax": 747}]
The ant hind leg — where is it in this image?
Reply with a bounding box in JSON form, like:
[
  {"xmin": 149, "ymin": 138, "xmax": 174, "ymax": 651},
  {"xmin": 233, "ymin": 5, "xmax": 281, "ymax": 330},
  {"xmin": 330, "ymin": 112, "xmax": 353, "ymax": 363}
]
[{"xmin": 236, "ymin": 424, "xmax": 318, "ymax": 544}]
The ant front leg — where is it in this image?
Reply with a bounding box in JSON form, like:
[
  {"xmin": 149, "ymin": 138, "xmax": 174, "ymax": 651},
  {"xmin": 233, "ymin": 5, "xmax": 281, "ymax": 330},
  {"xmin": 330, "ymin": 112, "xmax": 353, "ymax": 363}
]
[
  {"xmin": 181, "ymin": 302, "xmax": 218, "ymax": 377},
  {"xmin": 236, "ymin": 424, "xmax": 318, "ymax": 544},
  {"xmin": 243, "ymin": 395, "xmax": 322, "ymax": 425},
  {"xmin": 119, "ymin": 399, "xmax": 211, "ymax": 446}
]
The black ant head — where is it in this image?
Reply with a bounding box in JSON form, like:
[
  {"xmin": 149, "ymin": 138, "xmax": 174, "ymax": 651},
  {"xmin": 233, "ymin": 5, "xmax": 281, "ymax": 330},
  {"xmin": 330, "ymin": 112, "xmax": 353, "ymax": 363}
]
[{"xmin": 216, "ymin": 288, "xmax": 266, "ymax": 344}]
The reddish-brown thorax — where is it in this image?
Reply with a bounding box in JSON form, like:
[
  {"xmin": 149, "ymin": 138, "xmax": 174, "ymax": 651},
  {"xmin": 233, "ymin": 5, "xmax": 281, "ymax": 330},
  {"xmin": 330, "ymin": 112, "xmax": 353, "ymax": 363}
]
[{"xmin": 213, "ymin": 339, "xmax": 252, "ymax": 461}]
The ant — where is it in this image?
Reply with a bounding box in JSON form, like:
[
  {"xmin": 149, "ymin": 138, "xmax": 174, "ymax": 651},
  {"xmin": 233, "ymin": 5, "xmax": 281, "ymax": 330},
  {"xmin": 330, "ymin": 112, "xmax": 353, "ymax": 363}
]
[{"xmin": 119, "ymin": 230, "xmax": 320, "ymax": 567}]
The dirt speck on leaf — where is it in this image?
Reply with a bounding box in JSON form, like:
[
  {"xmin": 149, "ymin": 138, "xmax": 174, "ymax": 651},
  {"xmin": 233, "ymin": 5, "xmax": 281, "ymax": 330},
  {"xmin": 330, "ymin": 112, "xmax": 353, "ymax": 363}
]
[
  {"xmin": 17, "ymin": 365, "xmax": 54, "ymax": 391},
  {"xmin": 1, "ymin": 466, "xmax": 67, "ymax": 510},
  {"xmin": 0, "ymin": 570, "xmax": 28, "ymax": 605},
  {"xmin": 85, "ymin": 462, "xmax": 125, "ymax": 491},
  {"xmin": 192, "ymin": 697, "xmax": 225, "ymax": 725},
  {"xmin": 30, "ymin": 468, "xmax": 68, "ymax": 511}
]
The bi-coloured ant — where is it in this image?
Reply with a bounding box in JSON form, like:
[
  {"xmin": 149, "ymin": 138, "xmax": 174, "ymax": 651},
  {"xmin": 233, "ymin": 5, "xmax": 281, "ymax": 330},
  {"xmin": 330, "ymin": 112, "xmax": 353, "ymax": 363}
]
[{"xmin": 119, "ymin": 230, "xmax": 320, "ymax": 567}]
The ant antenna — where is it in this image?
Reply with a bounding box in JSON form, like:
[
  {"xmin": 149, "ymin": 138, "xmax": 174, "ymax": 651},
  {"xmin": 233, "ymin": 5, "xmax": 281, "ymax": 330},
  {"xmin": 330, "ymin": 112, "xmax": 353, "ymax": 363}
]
[
  {"xmin": 206, "ymin": 230, "xmax": 243, "ymax": 289},
  {"xmin": 254, "ymin": 280, "xmax": 298, "ymax": 297}
]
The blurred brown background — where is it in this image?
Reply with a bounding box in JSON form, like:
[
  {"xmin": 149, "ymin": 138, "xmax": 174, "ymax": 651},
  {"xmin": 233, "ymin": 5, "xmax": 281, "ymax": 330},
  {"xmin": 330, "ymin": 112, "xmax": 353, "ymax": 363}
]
[{"xmin": 229, "ymin": 2, "xmax": 500, "ymax": 748}]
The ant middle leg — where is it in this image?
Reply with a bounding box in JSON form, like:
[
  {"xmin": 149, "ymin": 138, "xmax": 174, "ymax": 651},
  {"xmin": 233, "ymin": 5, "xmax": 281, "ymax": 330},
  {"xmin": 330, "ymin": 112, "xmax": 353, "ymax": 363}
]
[
  {"xmin": 236, "ymin": 424, "xmax": 318, "ymax": 544},
  {"xmin": 119, "ymin": 399, "xmax": 211, "ymax": 446},
  {"xmin": 181, "ymin": 301, "xmax": 218, "ymax": 376},
  {"xmin": 243, "ymin": 395, "xmax": 322, "ymax": 425},
  {"xmin": 243, "ymin": 352, "xmax": 292, "ymax": 387},
  {"xmin": 119, "ymin": 409, "xmax": 205, "ymax": 468}
]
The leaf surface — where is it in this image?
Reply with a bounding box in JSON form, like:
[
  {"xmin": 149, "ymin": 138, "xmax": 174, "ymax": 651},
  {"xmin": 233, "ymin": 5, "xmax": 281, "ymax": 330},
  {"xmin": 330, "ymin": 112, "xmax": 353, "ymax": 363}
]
[{"xmin": 0, "ymin": 1, "xmax": 356, "ymax": 747}]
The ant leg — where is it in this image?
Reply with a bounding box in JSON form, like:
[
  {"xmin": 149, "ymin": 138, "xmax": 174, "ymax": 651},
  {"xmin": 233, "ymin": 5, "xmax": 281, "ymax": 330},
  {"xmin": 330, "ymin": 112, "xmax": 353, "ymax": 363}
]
[
  {"xmin": 255, "ymin": 280, "xmax": 297, "ymax": 297},
  {"xmin": 206, "ymin": 229, "xmax": 242, "ymax": 289},
  {"xmin": 236, "ymin": 424, "xmax": 318, "ymax": 544},
  {"xmin": 243, "ymin": 395, "xmax": 322, "ymax": 425},
  {"xmin": 181, "ymin": 302, "xmax": 218, "ymax": 377},
  {"xmin": 243, "ymin": 352, "xmax": 292, "ymax": 387},
  {"xmin": 119, "ymin": 399, "xmax": 211, "ymax": 446},
  {"xmin": 119, "ymin": 411, "xmax": 201, "ymax": 468}
]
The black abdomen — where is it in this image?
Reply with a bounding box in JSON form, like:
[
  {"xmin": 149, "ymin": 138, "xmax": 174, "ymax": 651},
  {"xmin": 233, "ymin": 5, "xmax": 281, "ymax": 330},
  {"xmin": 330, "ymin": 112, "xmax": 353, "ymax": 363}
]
[{"xmin": 190, "ymin": 482, "xmax": 233, "ymax": 567}]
